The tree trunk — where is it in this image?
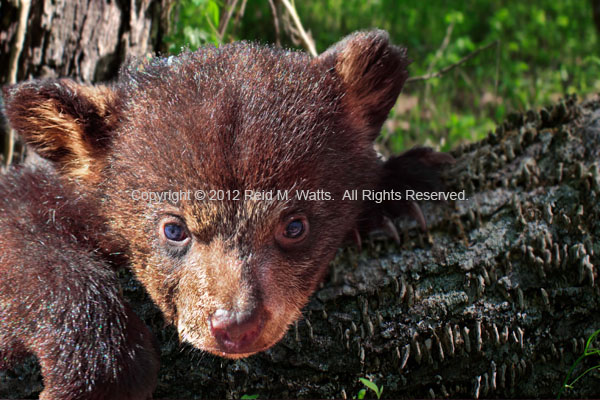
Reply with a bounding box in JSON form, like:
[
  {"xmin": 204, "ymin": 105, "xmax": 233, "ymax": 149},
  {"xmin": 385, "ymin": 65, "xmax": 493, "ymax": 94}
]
[{"xmin": 0, "ymin": 0, "xmax": 173, "ymax": 83}]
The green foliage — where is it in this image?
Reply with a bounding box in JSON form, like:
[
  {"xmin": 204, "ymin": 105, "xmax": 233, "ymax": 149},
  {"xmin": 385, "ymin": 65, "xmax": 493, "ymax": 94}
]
[
  {"xmin": 165, "ymin": 0, "xmax": 222, "ymax": 52},
  {"xmin": 558, "ymin": 329, "xmax": 600, "ymax": 399},
  {"xmin": 357, "ymin": 388, "xmax": 366, "ymax": 399},
  {"xmin": 166, "ymin": 0, "xmax": 600, "ymax": 151},
  {"xmin": 241, "ymin": 394, "xmax": 259, "ymax": 399},
  {"xmin": 358, "ymin": 377, "xmax": 384, "ymax": 399}
]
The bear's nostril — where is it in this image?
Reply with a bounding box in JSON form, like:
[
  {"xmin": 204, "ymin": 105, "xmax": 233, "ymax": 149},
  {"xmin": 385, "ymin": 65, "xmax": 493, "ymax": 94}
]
[{"xmin": 209, "ymin": 308, "xmax": 264, "ymax": 353}]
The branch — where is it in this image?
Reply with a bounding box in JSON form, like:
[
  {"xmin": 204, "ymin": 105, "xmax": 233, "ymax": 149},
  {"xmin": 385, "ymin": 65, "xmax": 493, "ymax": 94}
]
[
  {"xmin": 406, "ymin": 40, "xmax": 498, "ymax": 83},
  {"xmin": 279, "ymin": 0, "xmax": 317, "ymax": 57},
  {"xmin": 217, "ymin": 0, "xmax": 240, "ymax": 42},
  {"xmin": 424, "ymin": 22, "xmax": 454, "ymax": 108},
  {"xmin": 4, "ymin": 0, "xmax": 30, "ymax": 166},
  {"xmin": 425, "ymin": 21, "xmax": 454, "ymax": 84},
  {"xmin": 230, "ymin": 0, "xmax": 248, "ymax": 38},
  {"xmin": 268, "ymin": 0, "xmax": 281, "ymax": 47}
]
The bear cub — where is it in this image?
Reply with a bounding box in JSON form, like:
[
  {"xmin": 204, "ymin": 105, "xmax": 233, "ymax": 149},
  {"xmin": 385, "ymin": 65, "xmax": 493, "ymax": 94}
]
[{"xmin": 1, "ymin": 30, "xmax": 452, "ymax": 399}]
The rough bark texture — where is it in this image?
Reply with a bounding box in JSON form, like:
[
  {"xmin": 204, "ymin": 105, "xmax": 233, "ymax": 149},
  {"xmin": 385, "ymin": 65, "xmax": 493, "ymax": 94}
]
[
  {"xmin": 2, "ymin": 96, "xmax": 599, "ymax": 398},
  {"xmin": 0, "ymin": 0, "xmax": 171, "ymax": 83}
]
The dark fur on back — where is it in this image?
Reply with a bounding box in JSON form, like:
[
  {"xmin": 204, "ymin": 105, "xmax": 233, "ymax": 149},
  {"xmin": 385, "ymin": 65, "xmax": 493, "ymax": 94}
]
[{"xmin": 0, "ymin": 166, "xmax": 158, "ymax": 399}]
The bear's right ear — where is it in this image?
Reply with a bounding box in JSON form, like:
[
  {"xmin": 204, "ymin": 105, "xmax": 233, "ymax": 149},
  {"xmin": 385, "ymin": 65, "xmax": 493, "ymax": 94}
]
[
  {"xmin": 315, "ymin": 30, "xmax": 410, "ymax": 142},
  {"xmin": 3, "ymin": 79, "xmax": 121, "ymax": 181}
]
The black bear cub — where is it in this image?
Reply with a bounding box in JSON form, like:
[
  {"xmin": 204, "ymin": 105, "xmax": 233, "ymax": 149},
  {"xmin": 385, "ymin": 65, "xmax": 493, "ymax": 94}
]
[{"xmin": 1, "ymin": 30, "xmax": 452, "ymax": 399}]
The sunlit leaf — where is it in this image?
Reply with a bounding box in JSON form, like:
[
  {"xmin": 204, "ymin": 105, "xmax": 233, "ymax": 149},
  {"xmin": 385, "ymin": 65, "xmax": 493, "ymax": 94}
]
[{"xmin": 359, "ymin": 378, "xmax": 378, "ymax": 393}]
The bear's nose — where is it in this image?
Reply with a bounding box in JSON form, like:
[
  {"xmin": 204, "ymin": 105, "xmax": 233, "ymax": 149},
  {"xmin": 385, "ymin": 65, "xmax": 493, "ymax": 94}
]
[{"xmin": 209, "ymin": 308, "xmax": 264, "ymax": 353}]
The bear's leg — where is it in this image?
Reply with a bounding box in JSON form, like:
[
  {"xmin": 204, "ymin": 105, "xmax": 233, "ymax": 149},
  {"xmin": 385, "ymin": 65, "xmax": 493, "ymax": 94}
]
[
  {"xmin": 1, "ymin": 250, "xmax": 159, "ymax": 400},
  {"xmin": 356, "ymin": 147, "xmax": 455, "ymax": 240}
]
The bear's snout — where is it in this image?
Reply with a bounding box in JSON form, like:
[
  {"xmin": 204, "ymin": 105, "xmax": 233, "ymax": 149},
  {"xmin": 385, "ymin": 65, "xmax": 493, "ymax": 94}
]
[{"xmin": 209, "ymin": 307, "xmax": 266, "ymax": 354}]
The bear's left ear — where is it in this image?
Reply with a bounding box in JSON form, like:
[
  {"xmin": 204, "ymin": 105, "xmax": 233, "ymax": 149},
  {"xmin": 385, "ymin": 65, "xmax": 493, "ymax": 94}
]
[
  {"xmin": 316, "ymin": 30, "xmax": 410, "ymax": 140},
  {"xmin": 3, "ymin": 79, "xmax": 121, "ymax": 181}
]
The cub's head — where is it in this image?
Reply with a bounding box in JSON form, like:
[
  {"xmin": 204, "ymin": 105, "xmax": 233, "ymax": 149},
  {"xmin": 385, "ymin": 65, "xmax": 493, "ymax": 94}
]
[{"xmin": 4, "ymin": 30, "xmax": 408, "ymax": 357}]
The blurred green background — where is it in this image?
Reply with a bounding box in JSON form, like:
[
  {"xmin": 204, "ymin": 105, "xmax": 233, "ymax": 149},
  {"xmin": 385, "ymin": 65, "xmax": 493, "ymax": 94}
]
[{"xmin": 165, "ymin": 0, "xmax": 600, "ymax": 153}]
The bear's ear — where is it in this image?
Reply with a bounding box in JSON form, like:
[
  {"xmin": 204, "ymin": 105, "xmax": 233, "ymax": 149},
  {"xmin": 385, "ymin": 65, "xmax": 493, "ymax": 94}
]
[
  {"xmin": 3, "ymin": 79, "xmax": 121, "ymax": 181},
  {"xmin": 316, "ymin": 30, "xmax": 410, "ymax": 140}
]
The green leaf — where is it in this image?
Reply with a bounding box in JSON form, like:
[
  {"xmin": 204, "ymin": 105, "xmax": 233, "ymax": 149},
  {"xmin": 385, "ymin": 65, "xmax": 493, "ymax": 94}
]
[
  {"xmin": 444, "ymin": 11, "xmax": 464, "ymax": 25},
  {"xmin": 241, "ymin": 395, "xmax": 259, "ymax": 400},
  {"xmin": 357, "ymin": 388, "xmax": 366, "ymax": 399},
  {"xmin": 585, "ymin": 329, "xmax": 600, "ymax": 354},
  {"xmin": 359, "ymin": 378, "xmax": 379, "ymax": 393},
  {"xmin": 494, "ymin": 8, "xmax": 510, "ymax": 22},
  {"xmin": 583, "ymin": 55, "xmax": 600, "ymax": 66},
  {"xmin": 559, "ymin": 329, "xmax": 600, "ymax": 398},
  {"xmin": 206, "ymin": 0, "xmax": 220, "ymax": 30},
  {"xmin": 557, "ymin": 15, "xmax": 569, "ymax": 28},
  {"xmin": 534, "ymin": 9, "xmax": 546, "ymax": 25}
]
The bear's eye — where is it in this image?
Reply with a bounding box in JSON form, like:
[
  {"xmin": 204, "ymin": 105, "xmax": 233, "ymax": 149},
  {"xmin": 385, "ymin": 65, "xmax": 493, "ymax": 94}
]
[
  {"xmin": 275, "ymin": 215, "xmax": 309, "ymax": 249},
  {"xmin": 284, "ymin": 219, "xmax": 305, "ymax": 239},
  {"xmin": 164, "ymin": 223, "xmax": 187, "ymax": 242},
  {"xmin": 159, "ymin": 217, "xmax": 190, "ymax": 247}
]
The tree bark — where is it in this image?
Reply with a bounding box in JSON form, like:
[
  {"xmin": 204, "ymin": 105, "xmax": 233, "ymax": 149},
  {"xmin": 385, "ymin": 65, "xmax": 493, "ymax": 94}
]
[{"xmin": 0, "ymin": 0, "xmax": 173, "ymax": 83}]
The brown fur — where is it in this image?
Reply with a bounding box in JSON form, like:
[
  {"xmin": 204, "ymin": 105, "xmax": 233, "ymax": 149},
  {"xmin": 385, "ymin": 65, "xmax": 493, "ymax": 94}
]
[
  {"xmin": 0, "ymin": 165, "xmax": 159, "ymax": 399},
  {"xmin": 2, "ymin": 30, "xmax": 452, "ymax": 395},
  {"xmin": 4, "ymin": 80, "xmax": 121, "ymax": 182}
]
